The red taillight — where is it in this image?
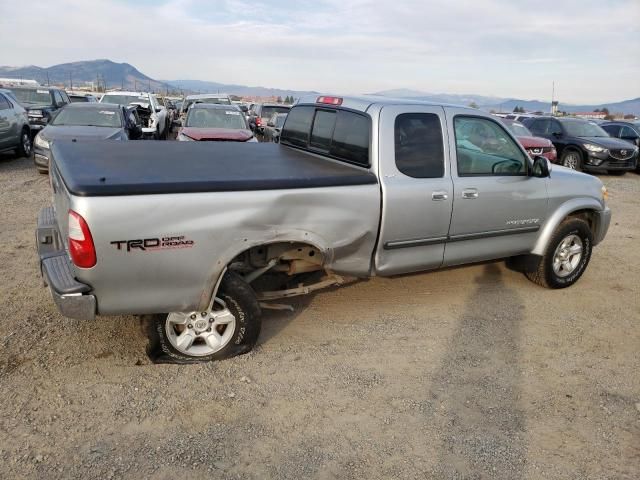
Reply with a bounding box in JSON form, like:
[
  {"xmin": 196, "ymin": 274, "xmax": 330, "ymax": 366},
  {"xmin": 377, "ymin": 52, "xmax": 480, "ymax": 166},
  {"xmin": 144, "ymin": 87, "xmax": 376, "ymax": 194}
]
[
  {"xmin": 255, "ymin": 117, "xmax": 262, "ymax": 126},
  {"xmin": 317, "ymin": 96, "xmax": 343, "ymax": 106},
  {"xmin": 68, "ymin": 210, "xmax": 96, "ymax": 268}
]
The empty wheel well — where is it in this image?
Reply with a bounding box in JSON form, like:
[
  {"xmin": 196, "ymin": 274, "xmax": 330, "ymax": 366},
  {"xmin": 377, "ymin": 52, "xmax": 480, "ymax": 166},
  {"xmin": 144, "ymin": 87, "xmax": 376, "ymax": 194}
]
[{"xmin": 227, "ymin": 242, "xmax": 326, "ymax": 292}]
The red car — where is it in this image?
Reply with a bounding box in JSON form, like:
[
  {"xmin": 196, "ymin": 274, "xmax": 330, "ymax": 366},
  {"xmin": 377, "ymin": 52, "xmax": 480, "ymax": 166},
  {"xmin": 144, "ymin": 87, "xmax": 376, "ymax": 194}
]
[
  {"xmin": 501, "ymin": 118, "xmax": 557, "ymax": 162},
  {"xmin": 177, "ymin": 103, "xmax": 257, "ymax": 142}
]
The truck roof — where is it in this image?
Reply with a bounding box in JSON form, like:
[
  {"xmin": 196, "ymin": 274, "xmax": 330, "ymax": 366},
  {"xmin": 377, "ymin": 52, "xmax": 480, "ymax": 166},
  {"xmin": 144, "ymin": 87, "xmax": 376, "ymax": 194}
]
[
  {"xmin": 296, "ymin": 94, "xmax": 478, "ymax": 114},
  {"xmin": 51, "ymin": 141, "xmax": 377, "ymax": 197}
]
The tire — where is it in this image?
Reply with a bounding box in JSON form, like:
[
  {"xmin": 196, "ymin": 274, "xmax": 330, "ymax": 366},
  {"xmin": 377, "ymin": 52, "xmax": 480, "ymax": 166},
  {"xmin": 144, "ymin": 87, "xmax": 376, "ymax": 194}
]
[
  {"xmin": 17, "ymin": 128, "xmax": 32, "ymax": 158},
  {"xmin": 561, "ymin": 149, "xmax": 583, "ymax": 171},
  {"xmin": 144, "ymin": 272, "xmax": 262, "ymax": 364},
  {"xmin": 525, "ymin": 218, "xmax": 593, "ymax": 289}
]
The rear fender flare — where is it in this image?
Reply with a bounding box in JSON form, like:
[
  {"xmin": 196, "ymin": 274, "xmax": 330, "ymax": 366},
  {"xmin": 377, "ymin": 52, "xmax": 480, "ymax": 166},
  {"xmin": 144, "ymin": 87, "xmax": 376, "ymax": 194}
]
[
  {"xmin": 198, "ymin": 230, "xmax": 333, "ymax": 311},
  {"xmin": 532, "ymin": 198, "xmax": 603, "ymax": 256}
]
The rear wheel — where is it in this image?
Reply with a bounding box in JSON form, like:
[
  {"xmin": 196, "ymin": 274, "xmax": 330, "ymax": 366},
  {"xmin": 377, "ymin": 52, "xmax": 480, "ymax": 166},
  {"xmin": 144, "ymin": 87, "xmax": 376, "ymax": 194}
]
[
  {"xmin": 561, "ymin": 149, "xmax": 582, "ymax": 171},
  {"xmin": 144, "ymin": 272, "xmax": 262, "ymax": 363},
  {"xmin": 525, "ymin": 218, "xmax": 592, "ymax": 289}
]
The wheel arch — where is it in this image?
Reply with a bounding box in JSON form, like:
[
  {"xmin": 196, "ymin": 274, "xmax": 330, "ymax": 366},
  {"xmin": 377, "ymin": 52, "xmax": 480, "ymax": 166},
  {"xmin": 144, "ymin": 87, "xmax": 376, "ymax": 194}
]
[
  {"xmin": 532, "ymin": 199, "xmax": 602, "ymax": 256},
  {"xmin": 197, "ymin": 232, "xmax": 333, "ymax": 311}
]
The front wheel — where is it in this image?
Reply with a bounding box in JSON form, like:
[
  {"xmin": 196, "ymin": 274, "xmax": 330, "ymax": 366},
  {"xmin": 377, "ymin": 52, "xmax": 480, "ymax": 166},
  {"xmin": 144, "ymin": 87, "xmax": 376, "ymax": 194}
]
[
  {"xmin": 561, "ymin": 149, "xmax": 582, "ymax": 171},
  {"xmin": 144, "ymin": 272, "xmax": 262, "ymax": 363},
  {"xmin": 525, "ymin": 218, "xmax": 593, "ymax": 289},
  {"xmin": 17, "ymin": 128, "xmax": 32, "ymax": 157}
]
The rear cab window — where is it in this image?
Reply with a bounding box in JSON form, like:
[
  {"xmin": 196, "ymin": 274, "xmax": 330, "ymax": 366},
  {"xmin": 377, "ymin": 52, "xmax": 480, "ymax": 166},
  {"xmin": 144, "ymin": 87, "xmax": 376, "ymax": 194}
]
[
  {"xmin": 394, "ymin": 113, "xmax": 444, "ymax": 178},
  {"xmin": 281, "ymin": 105, "xmax": 370, "ymax": 167}
]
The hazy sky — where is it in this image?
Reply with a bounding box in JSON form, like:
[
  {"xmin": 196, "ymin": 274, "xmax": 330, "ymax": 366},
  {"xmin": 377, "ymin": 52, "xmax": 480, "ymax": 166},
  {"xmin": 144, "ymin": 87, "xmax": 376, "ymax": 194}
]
[{"xmin": 1, "ymin": 0, "xmax": 638, "ymax": 103}]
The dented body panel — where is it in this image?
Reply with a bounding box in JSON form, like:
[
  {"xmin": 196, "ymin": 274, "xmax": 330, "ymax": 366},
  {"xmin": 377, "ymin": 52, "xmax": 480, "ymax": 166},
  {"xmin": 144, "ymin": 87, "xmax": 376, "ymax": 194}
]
[{"xmin": 59, "ymin": 175, "xmax": 380, "ymax": 314}]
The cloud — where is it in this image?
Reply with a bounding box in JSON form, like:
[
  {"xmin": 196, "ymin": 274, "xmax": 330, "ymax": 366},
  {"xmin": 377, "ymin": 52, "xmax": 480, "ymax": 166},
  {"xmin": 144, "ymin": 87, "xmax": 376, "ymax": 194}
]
[{"xmin": 0, "ymin": 0, "xmax": 638, "ymax": 102}]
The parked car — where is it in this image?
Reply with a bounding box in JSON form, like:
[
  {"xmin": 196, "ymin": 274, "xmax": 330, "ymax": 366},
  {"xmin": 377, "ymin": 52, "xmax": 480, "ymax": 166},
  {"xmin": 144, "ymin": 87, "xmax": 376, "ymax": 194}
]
[
  {"xmin": 99, "ymin": 91, "xmax": 168, "ymax": 139},
  {"xmin": 262, "ymin": 112, "xmax": 288, "ymax": 143},
  {"xmin": 600, "ymin": 121, "xmax": 640, "ymax": 148},
  {"xmin": 6, "ymin": 86, "xmax": 71, "ymax": 134},
  {"xmin": 523, "ymin": 116, "xmax": 638, "ymax": 174},
  {"xmin": 0, "ymin": 88, "xmax": 32, "ymax": 157},
  {"xmin": 176, "ymin": 104, "xmax": 256, "ymax": 142},
  {"xmin": 248, "ymin": 103, "xmax": 291, "ymax": 134},
  {"xmin": 33, "ymin": 102, "xmax": 142, "ymax": 174},
  {"xmin": 68, "ymin": 93, "xmax": 98, "ymax": 103},
  {"xmin": 499, "ymin": 118, "xmax": 556, "ymax": 162},
  {"xmin": 37, "ymin": 94, "xmax": 611, "ymax": 363},
  {"xmin": 179, "ymin": 94, "xmax": 232, "ymax": 121}
]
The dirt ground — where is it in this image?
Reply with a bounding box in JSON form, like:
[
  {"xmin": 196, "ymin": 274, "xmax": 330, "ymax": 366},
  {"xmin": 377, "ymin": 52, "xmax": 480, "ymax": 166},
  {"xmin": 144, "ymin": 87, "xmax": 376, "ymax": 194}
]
[{"xmin": 0, "ymin": 152, "xmax": 638, "ymax": 480}]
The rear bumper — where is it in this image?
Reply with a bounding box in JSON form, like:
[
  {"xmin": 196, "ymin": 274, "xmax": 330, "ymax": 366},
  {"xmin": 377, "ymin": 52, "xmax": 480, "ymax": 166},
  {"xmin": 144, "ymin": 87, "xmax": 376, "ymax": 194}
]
[
  {"xmin": 593, "ymin": 207, "xmax": 612, "ymax": 246},
  {"xmin": 37, "ymin": 206, "xmax": 96, "ymax": 320}
]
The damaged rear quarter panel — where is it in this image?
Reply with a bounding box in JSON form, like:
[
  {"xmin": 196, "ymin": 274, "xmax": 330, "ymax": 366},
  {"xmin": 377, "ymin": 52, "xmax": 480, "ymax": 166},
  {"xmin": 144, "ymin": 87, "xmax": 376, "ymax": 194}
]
[{"xmin": 72, "ymin": 183, "xmax": 380, "ymax": 315}]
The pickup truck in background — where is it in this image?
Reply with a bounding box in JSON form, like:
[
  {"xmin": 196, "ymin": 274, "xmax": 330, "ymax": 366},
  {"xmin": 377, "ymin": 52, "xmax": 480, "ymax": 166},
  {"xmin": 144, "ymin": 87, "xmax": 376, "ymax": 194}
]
[{"xmin": 36, "ymin": 95, "xmax": 611, "ymax": 363}]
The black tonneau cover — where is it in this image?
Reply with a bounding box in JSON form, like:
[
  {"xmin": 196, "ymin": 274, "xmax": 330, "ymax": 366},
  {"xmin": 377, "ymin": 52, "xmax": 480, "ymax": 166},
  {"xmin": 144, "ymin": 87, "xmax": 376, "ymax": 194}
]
[{"xmin": 51, "ymin": 140, "xmax": 377, "ymax": 196}]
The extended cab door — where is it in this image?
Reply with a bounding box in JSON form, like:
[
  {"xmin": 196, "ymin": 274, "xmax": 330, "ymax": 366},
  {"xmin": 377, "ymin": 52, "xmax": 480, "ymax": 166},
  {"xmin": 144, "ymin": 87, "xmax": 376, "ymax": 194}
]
[
  {"xmin": 443, "ymin": 108, "xmax": 549, "ymax": 266},
  {"xmin": 375, "ymin": 105, "xmax": 454, "ymax": 275}
]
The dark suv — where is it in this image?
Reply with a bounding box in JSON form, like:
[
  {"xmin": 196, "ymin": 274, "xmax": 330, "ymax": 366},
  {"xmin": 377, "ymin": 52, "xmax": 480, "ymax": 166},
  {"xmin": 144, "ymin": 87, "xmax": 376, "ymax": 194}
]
[
  {"xmin": 5, "ymin": 86, "xmax": 71, "ymax": 134},
  {"xmin": 248, "ymin": 103, "xmax": 291, "ymax": 134},
  {"xmin": 523, "ymin": 116, "xmax": 638, "ymax": 174}
]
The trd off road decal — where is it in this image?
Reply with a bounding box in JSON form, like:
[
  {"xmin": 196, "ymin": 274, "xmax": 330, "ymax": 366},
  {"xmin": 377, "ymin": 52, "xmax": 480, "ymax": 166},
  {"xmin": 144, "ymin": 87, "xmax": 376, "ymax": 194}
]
[{"xmin": 110, "ymin": 235, "xmax": 195, "ymax": 252}]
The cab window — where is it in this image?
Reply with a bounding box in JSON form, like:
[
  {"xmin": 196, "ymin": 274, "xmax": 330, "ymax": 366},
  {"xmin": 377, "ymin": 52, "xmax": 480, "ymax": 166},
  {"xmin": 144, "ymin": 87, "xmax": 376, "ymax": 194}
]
[
  {"xmin": 394, "ymin": 113, "xmax": 444, "ymax": 178},
  {"xmin": 454, "ymin": 116, "xmax": 527, "ymax": 176}
]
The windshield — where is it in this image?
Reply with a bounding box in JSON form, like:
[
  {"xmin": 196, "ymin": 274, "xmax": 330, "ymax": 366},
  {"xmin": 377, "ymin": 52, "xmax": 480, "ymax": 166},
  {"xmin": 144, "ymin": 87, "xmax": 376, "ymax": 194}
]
[
  {"xmin": 8, "ymin": 88, "xmax": 52, "ymax": 105},
  {"xmin": 101, "ymin": 94, "xmax": 149, "ymax": 106},
  {"xmin": 506, "ymin": 121, "xmax": 532, "ymax": 137},
  {"xmin": 562, "ymin": 120, "xmax": 609, "ymax": 137},
  {"xmin": 185, "ymin": 108, "xmax": 247, "ymax": 129},
  {"xmin": 261, "ymin": 106, "xmax": 290, "ymax": 118},
  {"xmin": 51, "ymin": 108, "xmax": 122, "ymax": 127}
]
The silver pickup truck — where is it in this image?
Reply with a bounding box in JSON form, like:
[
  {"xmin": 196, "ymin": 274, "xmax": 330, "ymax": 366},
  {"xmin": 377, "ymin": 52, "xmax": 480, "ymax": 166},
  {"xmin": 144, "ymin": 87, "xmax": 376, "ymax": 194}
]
[{"xmin": 37, "ymin": 95, "xmax": 611, "ymax": 363}]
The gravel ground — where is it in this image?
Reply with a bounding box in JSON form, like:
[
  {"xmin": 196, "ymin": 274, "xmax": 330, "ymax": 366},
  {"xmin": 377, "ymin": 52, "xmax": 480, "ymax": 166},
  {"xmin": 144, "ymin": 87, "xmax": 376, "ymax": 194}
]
[{"xmin": 0, "ymin": 152, "xmax": 638, "ymax": 479}]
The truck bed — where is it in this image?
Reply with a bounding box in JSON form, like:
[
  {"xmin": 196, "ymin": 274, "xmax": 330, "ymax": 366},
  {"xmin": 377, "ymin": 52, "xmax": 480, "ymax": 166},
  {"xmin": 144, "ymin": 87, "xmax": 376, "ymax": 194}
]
[{"xmin": 51, "ymin": 140, "xmax": 377, "ymax": 196}]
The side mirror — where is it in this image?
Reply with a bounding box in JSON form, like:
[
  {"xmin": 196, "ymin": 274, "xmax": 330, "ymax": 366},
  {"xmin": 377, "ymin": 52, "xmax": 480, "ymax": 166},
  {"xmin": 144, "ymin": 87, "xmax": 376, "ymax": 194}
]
[
  {"xmin": 155, "ymin": 107, "xmax": 164, "ymax": 113},
  {"xmin": 552, "ymin": 131, "xmax": 562, "ymax": 138},
  {"xmin": 267, "ymin": 121, "xmax": 275, "ymax": 127},
  {"xmin": 531, "ymin": 155, "xmax": 551, "ymax": 178}
]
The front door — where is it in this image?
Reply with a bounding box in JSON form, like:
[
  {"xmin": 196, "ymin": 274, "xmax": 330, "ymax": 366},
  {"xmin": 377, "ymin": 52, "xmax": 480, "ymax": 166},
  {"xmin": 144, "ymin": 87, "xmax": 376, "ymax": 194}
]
[
  {"xmin": 375, "ymin": 105, "xmax": 454, "ymax": 275},
  {"xmin": 443, "ymin": 109, "xmax": 549, "ymax": 266}
]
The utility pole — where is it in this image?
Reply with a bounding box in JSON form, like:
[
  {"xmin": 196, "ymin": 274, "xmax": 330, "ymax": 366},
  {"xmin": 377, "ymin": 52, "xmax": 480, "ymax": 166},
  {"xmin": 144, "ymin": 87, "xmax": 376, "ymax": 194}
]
[
  {"xmin": 551, "ymin": 81, "xmax": 555, "ymax": 115},
  {"xmin": 69, "ymin": 72, "xmax": 73, "ymax": 90},
  {"xmin": 46, "ymin": 72, "xmax": 50, "ymax": 86}
]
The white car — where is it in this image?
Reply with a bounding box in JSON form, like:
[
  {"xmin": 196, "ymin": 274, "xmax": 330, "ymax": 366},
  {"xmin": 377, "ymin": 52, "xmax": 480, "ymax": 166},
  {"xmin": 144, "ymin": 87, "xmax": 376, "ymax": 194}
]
[{"xmin": 99, "ymin": 91, "xmax": 168, "ymax": 139}]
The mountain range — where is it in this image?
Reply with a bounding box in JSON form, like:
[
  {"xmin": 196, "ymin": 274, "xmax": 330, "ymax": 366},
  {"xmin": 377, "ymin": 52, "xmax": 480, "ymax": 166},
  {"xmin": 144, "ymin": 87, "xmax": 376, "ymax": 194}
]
[
  {"xmin": 0, "ymin": 59, "xmax": 637, "ymax": 114},
  {"xmin": 372, "ymin": 89, "xmax": 640, "ymax": 116}
]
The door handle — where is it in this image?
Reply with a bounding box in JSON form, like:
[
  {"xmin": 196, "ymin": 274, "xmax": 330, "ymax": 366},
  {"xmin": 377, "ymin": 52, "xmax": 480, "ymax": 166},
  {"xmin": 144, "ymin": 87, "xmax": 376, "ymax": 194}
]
[
  {"xmin": 432, "ymin": 191, "xmax": 448, "ymax": 201},
  {"xmin": 462, "ymin": 188, "xmax": 479, "ymax": 199}
]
